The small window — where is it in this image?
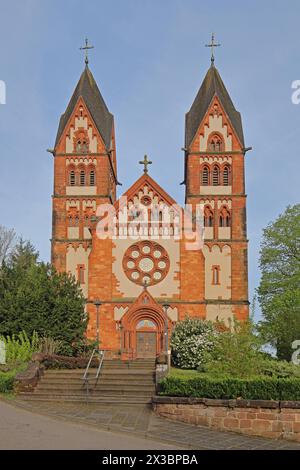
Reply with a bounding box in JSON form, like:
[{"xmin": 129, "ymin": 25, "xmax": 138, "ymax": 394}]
[
  {"xmin": 80, "ymin": 170, "xmax": 85, "ymax": 186},
  {"xmin": 202, "ymin": 166, "xmax": 209, "ymax": 185},
  {"xmin": 77, "ymin": 265, "xmax": 85, "ymax": 284},
  {"xmin": 212, "ymin": 266, "xmax": 220, "ymax": 285},
  {"xmin": 219, "ymin": 206, "xmax": 231, "ymax": 227},
  {"xmin": 89, "ymin": 170, "xmax": 95, "ymax": 186},
  {"xmin": 212, "ymin": 166, "xmax": 220, "ymax": 185},
  {"xmin": 204, "ymin": 206, "xmax": 214, "ymax": 227},
  {"xmin": 223, "ymin": 166, "xmax": 230, "ymax": 186},
  {"xmin": 69, "ymin": 170, "xmax": 76, "ymax": 186}
]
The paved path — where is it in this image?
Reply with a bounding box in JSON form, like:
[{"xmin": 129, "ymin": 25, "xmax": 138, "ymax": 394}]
[
  {"xmin": 6, "ymin": 399, "xmax": 300, "ymax": 450},
  {"xmin": 0, "ymin": 400, "xmax": 177, "ymax": 450}
]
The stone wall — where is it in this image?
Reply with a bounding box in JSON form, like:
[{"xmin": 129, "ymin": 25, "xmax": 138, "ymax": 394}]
[{"xmin": 153, "ymin": 397, "xmax": 300, "ymax": 443}]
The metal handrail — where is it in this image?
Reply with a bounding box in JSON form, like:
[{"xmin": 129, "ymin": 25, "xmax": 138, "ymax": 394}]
[
  {"xmin": 82, "ymin": 349, "xmax": 105, "ymax": 401},
  {"xmin": 95, "ymin": 350, "xmax": 105, "ymax": 385},
  {"xmin": 83, "ymin": 348, "xmax": 97, "ymax": 382}
]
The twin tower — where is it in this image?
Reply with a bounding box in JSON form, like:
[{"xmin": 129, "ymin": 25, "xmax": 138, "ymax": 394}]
[{"xmin": 51, "ymin": 58, "xmax": 249, "ymax": 359}]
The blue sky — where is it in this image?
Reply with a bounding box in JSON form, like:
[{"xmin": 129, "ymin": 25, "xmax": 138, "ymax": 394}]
[{"xmin": 0, "ymin": 0, "xmax": 299, "ymax": 318}]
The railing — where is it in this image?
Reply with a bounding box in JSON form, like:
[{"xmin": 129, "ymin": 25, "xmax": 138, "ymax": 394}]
[{"xmin": 82, "ymin": 349, "xmax": 105, "ymax": 402}]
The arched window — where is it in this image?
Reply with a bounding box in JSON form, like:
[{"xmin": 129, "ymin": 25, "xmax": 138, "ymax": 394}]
[
  {"xmin": 79, "ymin": 169, "xmax": 86, "ymax": 186},
  {"xmin": 69, "ymin": 170, "xmax": 76, "ymax": 186},
  {"xmin": 219, "ymin": 206, "xmax": 231, "ymax": 227},
  {"xmin": 89, "ymin": 169, "xmax": 95, "ymax": 186},
  {"xmin": 223, "ymin": 165, "xmax": 230, "ymax": 186},
  {"xmin": 202, "ymin": 166, "xmax": 209, "ymax": 185},
  {"xmin": 204, "ymin": 206, "xmax": 214, "ymax": 227},
  {"xmin": 209, "ymin": 134, "xmax": 223, "ymax": 152},
  {"xmin": 212, "ymin": 166, "xmax": 220, "ymax": 185},
  {"xmin": 212, "ymin": 266, "xmax": 220, "ymax": 285}
]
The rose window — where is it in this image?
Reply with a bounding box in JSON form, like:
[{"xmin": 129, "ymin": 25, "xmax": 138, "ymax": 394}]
[{"xmin": 123, "ymin": 241, "xmax": 170, "ymax": 286}]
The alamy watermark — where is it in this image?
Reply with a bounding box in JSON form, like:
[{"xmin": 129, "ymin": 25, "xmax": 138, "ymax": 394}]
[
  {"xmin": 0, "ymin": 340, "xmax": 6, "ymax": 364},
  {"xmin": 94, "ymin": 198, "xmax": 205, "ymax": 251},
  {"xmin": 0, "ymin": 80, "xmax": 6, "ymax": 104},
  {"xmin": 291, "ymin": 340, "xmax": 300, "ymax": 365}
]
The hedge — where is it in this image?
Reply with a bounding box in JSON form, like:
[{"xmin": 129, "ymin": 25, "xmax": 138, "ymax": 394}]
[
  {"xmin": 0, "ymin": 371, "xmax": 16, "ymax": 393},
  {"xmin": 159, "ymin": 375, "xmax": 300, "ymax": 401}
]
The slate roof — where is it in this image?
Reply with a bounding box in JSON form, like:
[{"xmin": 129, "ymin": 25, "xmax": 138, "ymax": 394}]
[
  {"xmin": 55, "ymin": 66, "xmax": 113, "ymax": 149},
  {"xmin": 185, "ymin": 65, "xmax": 244, "ymax": 149}
]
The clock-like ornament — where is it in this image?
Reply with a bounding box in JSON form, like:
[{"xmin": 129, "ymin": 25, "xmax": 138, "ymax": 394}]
[{"xmin": 122, "ymin": 241, "xmax": 170, "ymax": 286}]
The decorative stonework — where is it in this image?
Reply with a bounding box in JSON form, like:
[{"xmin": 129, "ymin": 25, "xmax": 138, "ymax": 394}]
[{"xmin": 122, "ymin": 241, "xmax": 170, "ymax": 286}]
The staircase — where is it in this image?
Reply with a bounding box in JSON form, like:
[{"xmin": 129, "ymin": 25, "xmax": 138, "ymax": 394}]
[{"xmin": 17, "ymin": 359, "xmax": 156, "ymax": 405}]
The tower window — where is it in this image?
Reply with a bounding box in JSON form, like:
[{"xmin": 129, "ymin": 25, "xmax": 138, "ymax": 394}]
[
  {"xmin": 204, "ymin": 206, "xmax": 214, "ymax": 227},
  {"xmin": 219, "ymin": 206, "xmax": 231, "ymax": 227},
  {"xmin": 69, "ymin": 170, "xmax": 76, "ymax": 186},
  {"xmin": 77, "ymin": 265, "xmax": 85, "ymax": 284},
  {"xmin": 80, "ymin": 170, "xmax": 86, "ymax": 186},
  {"xmin": 209, "ymin": 134, "xmax": 223, "ymax": 152},
  {"xmin": 212, "ymin": 166, "xmax": 220, "ymax": 185},
  {"xmin": 202, "ymin": 166, "xmax": 209, "ymax": 185},
  {"xmin": 89, "ymin": 169, "xmax": 95, "ymax": 186},
  {"xmin": 212, "ymin": 266, "xmax": 220, "ymax": 285},
  {"xmin": 223, "ymin": 166, "xmax": 230, "ymax": 185}
]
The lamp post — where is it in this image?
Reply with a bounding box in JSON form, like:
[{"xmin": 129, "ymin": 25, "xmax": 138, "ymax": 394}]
[
  {"xmin": 94, "ymin": 299, "xmax": 102, "ymax": 350},
  {"xmin": 162, "ymin": 303, "xmax": 171, "ymax": 370}
]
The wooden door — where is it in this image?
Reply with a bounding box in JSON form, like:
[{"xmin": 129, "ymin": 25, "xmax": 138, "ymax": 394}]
[{"xmin": 136, "ymin": 332, "xmax": 157, "ymax": 358}]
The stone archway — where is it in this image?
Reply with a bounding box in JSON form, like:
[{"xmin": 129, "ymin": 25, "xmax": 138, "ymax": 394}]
[{"xmin": 120, "ymin": 290, "xmax": 169, "ymax": 360}]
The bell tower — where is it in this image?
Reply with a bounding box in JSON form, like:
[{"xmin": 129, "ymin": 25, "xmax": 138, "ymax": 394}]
[
  {"xmin": 51, "ymin": 51, "xmax": 117, "ymax": 297},
  {"xmin": 184, "ymin": 38, "xmax": 249, "ymax": 322}
]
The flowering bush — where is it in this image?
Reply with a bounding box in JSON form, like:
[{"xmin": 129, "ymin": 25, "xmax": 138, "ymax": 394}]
[{"xmin": 171, "ymin": 317, "xmax": 218, "ymax": 369}]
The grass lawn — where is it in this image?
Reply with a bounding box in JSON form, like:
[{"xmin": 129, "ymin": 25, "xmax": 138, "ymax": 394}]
[{"xmin": 169, "ymin": 367, "xmax": 202, "ymax": 379}]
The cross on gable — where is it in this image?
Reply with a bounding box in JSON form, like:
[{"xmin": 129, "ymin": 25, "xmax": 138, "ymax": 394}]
[{"xmin": 139, "ymin": 155, "xmax": 152, "ymax": 174}]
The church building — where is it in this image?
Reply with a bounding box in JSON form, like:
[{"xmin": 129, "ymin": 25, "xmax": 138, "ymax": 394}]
[{"xmin": 51, "ymin": 45, "xmax": 249, "ymax": 360}]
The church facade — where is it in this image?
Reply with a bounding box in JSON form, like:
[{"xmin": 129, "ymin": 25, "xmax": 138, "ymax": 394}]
[{"xmin": 51, "ymin": 59, "xmax": 249, "ymax": 359}]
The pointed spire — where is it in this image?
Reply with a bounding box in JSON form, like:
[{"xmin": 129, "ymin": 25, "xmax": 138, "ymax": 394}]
[
  {"xmin": 185, "ymin": 65, "xmax": 244, "ymax": 149},
  {"xmin": 55, "ymin": 66, "xmax": 113, "ymax": 150}
]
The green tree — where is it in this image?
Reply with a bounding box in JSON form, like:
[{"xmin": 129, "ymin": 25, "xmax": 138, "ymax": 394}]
[
  {"xmin": 0, "ymin": 240, "xmax": 87, "ymax": 355},
  {"xmin": 257, "ymin": 204, "xmax": 300, "ymax": 360},
  {"xmin": 204, "ymin": 320, "xmax": 264, "ymax": 378}
]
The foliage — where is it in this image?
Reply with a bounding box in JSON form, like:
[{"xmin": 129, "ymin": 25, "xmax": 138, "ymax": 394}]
[
  {"xmin": 0, "ymin": 239, "xmax": 87, "ymax": 356},
  {"xmin": 37, "ymin": 354, "xmax": 99, "ymax": 369},
  {"xmin": 257, "ymin": 204, "xmax": 300, "ymax": 360},
  {"xmin": 260, "ymin": 359, "xmax": 300, "ymax": 378},
  {"xmin": 0, "ymin": 370, "xmax": 16, "ymax": 393},
  {"xmin": 38, "ymin": 337, "xmax": 64, "ymax": 355},
  {"xmin": 170, "ymin": 317, "xmax": 218, "ymax": 369},
  {"xmin": 0, "ymin": 331, "xmax": 39, "ymax": 364},
  {"xmin": 159, "ymin": 374, "xmax": 300, "ymax": 401},
  {"xmin": 203, "ymin": 320, "xmax": 265, "ymax": 378}
]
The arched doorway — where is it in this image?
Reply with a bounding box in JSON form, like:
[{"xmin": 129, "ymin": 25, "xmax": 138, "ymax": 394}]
[
  {"xmin": 120, "ymin": 290, "xmax": 169, "ymax": 360},
  {"xmin": 136, "ymin": 319, "xmax": 158, "ymax": 358}
]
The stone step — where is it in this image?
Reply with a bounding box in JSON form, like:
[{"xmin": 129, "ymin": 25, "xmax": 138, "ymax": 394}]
[
  {"xmin": 18, "ymin": 394, "xmax": 152, "ymax": 404},
  {"xmin": 26, "ymin": 390, "xmax": 153, "ymax": 398},
  {"xmin": 39, "ymin": 378, "xmax": 155, "ymax": 386},
  {"xmin": 44, "ymin": 369, "xmax": 155, "ymax": 376},
  {"xmin": 36, "ymin": 384, "xmax": 155, "ymax": 392}
]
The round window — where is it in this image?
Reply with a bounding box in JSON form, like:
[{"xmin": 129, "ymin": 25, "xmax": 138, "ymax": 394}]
[{"xmin": 122, "ymin": 241, "xmax": 170, "ymax": 286}]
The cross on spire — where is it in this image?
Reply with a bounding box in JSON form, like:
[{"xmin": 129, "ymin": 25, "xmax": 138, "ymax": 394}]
[
  {"xmin": 205, "ymin": 33, "xmax": 221, "ymax": 66},
  {"xmin": 139, "ymin": 155, "xmax": 152, "ymax": 174},
  {"xmin": 80, "ymin": 38, "xmax": 94, "ymax": 66}
]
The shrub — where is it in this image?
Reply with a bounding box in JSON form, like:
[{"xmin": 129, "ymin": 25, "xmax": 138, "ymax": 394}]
[
  {"xmin": 203, "ymin": 320, "xmax": 264, "ymax": 378},
  {"xmin": 171, "ymin": 317, "xmax": 218, "ymax": 369},
  {"xmin": 0, "ymin": 370, "xmax": 16, "ymax": 393},
  {"xmin": 159, "ymin": 375, "xmax": 300, "ymax": 401},
  {"xmin": 260, "ymin": 359, "xmax": 300, "ymax": 379},
  {"xmin": 0, "ymin": 331, "xmax": 39, "ymax": 364},
  {"xmin": 38, "ymin": 337, "xmax": 63, "ymax": 355}
]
